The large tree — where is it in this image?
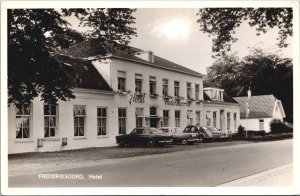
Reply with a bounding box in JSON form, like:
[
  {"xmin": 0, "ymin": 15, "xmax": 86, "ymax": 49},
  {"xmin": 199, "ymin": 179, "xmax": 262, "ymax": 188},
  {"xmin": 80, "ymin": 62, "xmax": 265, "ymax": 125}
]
[
  {"xmin": 8, "ymin": 8, "xmax": 136, "ymax": 106},
  {"xmin": 197, "ymin": 8, "xmax": 293, "ymax": 56},
  {"xmin": 204, "ymin": 48, "xmax": 293, "ymax": 122}
]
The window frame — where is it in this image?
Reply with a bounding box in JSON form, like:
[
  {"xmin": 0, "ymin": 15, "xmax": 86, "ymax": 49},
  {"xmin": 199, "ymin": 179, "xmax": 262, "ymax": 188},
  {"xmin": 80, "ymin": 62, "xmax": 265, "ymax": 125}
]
[
  {"xmin": 136, "ymin": 107, "xmax": 144, "ymax": 128},
  {"xmin": 195, "ymin": 84, "xmax": 200, "ymax": 100},
  {"xmin": 187, "ymin": 82, "xmax": 192, "ymax": 99},
  {"xmin": 162, "ymin": 79, "xmax": 169, "ymax": 97},
  {"xmin": 163, "ymin": 110, "xmax": 169, "ymax": 127},
  {"xmin": 149, "ymin": 76, "xmax": 157, "ymax": 95},
  {"xmin": 174, "ymin": 81, "xmax": 180, "ymax": 97},
  {"xmin": 44, "ymin": 103, "xmax": 58, "ymax": 138},
  {"xmin": 227, "ymin": 112, "xmax": 231, "ymax": 130},
  {"xmin": 73, "ymin": 105, "xmax": 86, "ymax": 137},
  {"xmin": 117, "ymin": 71, "xmax": 126, "ymax": 92},
  {"xmin": 135, "ymin": 73, "xmax": 143, "ymax": 94},
  {"xmin": 97, "ymin": 107, "xmax": 107, "ymax": 136},
  {"xmin": 175, "ymin": 110, "xmax": 181, "ymax": 127},
  {"xmin": 15, "ymin": 104, "xmax": 31, "ymax": 139},
  {"xmin": 118, "ymin": 108, "xmax": 127, "ymax": 134}
]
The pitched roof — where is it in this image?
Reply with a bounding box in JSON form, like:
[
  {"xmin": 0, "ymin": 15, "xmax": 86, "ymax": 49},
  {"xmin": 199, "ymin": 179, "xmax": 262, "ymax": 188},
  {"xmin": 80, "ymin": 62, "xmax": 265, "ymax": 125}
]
[
  {"xmin": 233, "ymin": 95, "xmax": 277, "ymax": 118},
  {"xmin": 62, "ymin": 39, "xmax": 204, "ymax": 77},
  {"xmin": 54, "ymin": 54, "xmax": 112, "ymax": 91}
]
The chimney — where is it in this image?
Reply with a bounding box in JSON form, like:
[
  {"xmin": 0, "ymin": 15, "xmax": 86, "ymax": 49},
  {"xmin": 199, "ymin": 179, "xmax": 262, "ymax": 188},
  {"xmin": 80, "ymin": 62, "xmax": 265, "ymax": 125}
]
[{"xmin": 148, "ymin": 51, "xmax": 154, "ymax": 63}]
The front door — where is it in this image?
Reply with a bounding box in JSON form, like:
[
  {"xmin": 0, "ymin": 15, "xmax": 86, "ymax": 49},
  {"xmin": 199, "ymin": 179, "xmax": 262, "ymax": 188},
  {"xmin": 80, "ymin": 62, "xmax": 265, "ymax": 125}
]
[{"xmin": 150, "ymin": 117, "xmax": 159, "ymax": 128}]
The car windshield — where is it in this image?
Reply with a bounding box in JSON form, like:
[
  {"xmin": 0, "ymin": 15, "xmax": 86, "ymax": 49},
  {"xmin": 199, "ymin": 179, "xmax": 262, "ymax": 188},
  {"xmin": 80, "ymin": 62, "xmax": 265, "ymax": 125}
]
[
  {"xmin": 183, "ymin": 127, "xmax": 191, "ymax": 133},
  {"xmin": 174, "ymin": 128, "xmax": 181, "ymax": 133}
]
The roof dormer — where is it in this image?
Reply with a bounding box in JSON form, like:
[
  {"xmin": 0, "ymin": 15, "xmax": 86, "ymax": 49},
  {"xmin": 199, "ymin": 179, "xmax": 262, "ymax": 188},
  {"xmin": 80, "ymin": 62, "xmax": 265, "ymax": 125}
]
[{"xmin": 203, "ymin": 87, "xmax": 224, "ymax": 102}]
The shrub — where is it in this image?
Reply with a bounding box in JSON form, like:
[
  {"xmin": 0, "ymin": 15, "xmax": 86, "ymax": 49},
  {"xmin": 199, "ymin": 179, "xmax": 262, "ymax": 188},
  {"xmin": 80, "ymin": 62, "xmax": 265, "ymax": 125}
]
[{"xmin": 270, "ymin": 119, "xmax": 293, "ymax": 134}]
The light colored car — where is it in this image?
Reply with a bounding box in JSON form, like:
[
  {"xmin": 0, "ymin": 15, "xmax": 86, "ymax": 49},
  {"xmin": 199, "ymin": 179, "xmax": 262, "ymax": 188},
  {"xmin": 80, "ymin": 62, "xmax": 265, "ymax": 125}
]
[
  {"xmin": 159, "ymin": 127, "xmax": 200, "ymax": 145},
  {"xmin": 200, "ymin": 126, "xmax": 227, "ymax": 140}
]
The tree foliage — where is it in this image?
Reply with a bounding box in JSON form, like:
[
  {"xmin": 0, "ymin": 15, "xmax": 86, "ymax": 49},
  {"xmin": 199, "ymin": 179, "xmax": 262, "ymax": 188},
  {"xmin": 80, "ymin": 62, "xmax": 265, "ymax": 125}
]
[
  {"xmin": 204, "ymin": 48, "xmax": 293, "ymax": 122},
  {"xmin": 197, "ymin": 8, "xmax": 293, "ymax": 56},
  {"xmin": 8, "ymin": 8, "xmax": 136, "ymax": 106}
]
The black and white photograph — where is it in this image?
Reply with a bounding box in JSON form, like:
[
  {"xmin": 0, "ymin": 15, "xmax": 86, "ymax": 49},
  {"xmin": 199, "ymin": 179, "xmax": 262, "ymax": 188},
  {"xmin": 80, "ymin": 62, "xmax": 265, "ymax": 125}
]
[{"xmin": 1, "ymin": 1, "xmax": 299, "ymax": 195}]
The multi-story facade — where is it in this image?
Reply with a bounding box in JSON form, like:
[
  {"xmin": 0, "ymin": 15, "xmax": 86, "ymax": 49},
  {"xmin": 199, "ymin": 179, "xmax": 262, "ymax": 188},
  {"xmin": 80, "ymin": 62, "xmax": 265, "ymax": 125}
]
[{"xmin": 8, "ymin": 41, "xmax": 240, "ymax": 154}]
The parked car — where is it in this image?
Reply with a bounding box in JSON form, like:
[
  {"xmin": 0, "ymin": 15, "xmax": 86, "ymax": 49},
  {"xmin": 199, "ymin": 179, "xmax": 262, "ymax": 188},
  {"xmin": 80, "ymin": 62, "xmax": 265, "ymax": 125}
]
[
  {"xmin": 199, "ymin": 126, "xmax": 227, "ymax": 141},
  {"xmin": 159, "ymin": 127, "xmax": 200, "ymax": 145},
  {"xmin": 181, "ymin": 125, "xmax": 205, "ymax": 142},
  {"xmin": 116, "ymin": 127, "xmax": 173, "ymax": 147}
]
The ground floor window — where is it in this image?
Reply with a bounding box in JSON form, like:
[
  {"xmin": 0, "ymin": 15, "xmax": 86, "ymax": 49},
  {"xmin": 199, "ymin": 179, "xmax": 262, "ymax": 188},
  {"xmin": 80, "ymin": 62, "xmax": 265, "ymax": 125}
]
[
  {"xmin": 44, "ymin": 104, "xmax": 58, "ymax": 137},
  {"xmin": 175, "ymin": 110, "xmax": 180, "ymax": 127},
  {"xmin": 118, "ymin": 108, "xmax": 127, "ymax": 134},
  {"xmin": 136, "ymin": 108, "xmax": 144, "ymax": 128},
  {"xmin": 195, "ymin": 111, "xmax": 201, "ymax": 125},
  {"xmin": 97, "ymin": 107, "xmax": 107, "ymax": 136},
  {"xmin": 16, "ymin": 104, "xmax": 31, "ymax": 139},
  {"xmin": 227, "ymin": 112, "xmax": 231, "ymax": 130},
  {"xmin": 187, "ymin": 110, "xmax": 193, "ymax": 125},
  {"xmin": 206, "ymin": 111, "xmax": 211, "ymax": 126},
  {"xmin": 213, "ymin": 111, "xmax": 217, "ymax": 127},
  {"xmin": 74, "ymin": 105, "xmax": 86, "ymax": 136},
  {"xmin": 163, "ymin": 110, "xmax": 169, "ymax": 127},
  {"xmin": 259, "ymin": 119, "xmax": 264, "ymax": 130}
]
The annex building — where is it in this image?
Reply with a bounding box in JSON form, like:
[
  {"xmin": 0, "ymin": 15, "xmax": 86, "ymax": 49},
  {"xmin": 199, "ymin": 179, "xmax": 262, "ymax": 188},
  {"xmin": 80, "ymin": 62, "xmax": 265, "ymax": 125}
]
[{"xmin": 8, "ymin": 40, "xmax": 240, "ymax": 154}]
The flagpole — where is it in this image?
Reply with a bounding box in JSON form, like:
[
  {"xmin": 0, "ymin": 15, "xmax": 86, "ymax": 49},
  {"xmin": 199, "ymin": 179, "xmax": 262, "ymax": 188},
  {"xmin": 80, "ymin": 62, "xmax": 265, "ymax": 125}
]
[
  {"xmin": 246, "ymin": 87, "xmax": 251, "ymax": 139},
  {"xmin": 246, "ymin": 98, "xmax": 248, "ymax": 138}
]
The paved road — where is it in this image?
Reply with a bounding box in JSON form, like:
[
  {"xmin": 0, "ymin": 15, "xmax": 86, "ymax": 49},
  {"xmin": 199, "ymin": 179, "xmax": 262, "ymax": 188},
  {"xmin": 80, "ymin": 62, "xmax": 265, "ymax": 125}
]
[{"xmin": 9, "ymin": 139, "xmax": 292, "ymax": 187}]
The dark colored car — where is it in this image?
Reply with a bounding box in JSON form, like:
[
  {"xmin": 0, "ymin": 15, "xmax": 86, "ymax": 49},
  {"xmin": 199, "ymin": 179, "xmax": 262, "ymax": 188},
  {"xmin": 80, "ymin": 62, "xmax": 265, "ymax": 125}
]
[
  {"xmin": 116, "ymin": 127, "xmax": 173, "ymax": 147},
  {"xmin": 182, "ymin": 125, "xmax": 205, "ymax": 142},
  {"xmin": 159, "ymin": 127, "xmax": 200, "ymax": 145}
]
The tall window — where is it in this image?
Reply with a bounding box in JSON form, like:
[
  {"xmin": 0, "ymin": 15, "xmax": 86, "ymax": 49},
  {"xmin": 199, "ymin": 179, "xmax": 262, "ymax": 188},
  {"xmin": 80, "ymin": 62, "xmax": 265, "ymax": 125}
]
[
  {"xmin": 206, "ymin": 111, "xmax": 211, "ymax": 126},
  {"xmin": 73, "ymin": 106, "xmax": 86, "ymax": 136},
  {"xmin": 118, "ymin": 108, "xmax": 127, "ymax": 134},
  {"xmin": 44, "ymin": 104, "xmax": 57, "ymax": 138},
  {"xmin": 195, "ymin": 84, "xmax": 200, "ymax": 100},
  {"xmin": 135, "ymin": 74, "xmax": 143, "ymax": 93},
  {"xmin": 97, "ymin": 107, "xmax": 107, "ymax": 136},
  {"xmin": 174, "ymin": 81, "xmax": 180, "ymax": 97},
  {"xmin": 195, "ymin": 111, "xmax": 201, "ymax": 125},
  {"xmin": 16, "ymin": 104, "xmax": 31, "ymax": 139},
  {"xmin": 163, "ymin": 110, "xmax": 169, "ymax": 127},
  {"xmin": 213, "ymin": 111, "xmax": 217, "ymax": 127},
  {"xmin": 162, "ymin": 79, "xmax": 168, "ymax": 96},
  {"xmin": 149, "ymin": 76, "xmax": 156, "ymax": 95},
  {"xmin": 175, "ymin": 110, "xmax": 180, "ymax": 127},
  {"xmin": 117, "ymin": 71, "xmax": 126, "ymax": 91},
  {"xmin": 233, "ymin": 113, "xmax": 237, "ymax": 130},
  {"xmin": 187, "ymin": 110, "xmax": 193, "ymax": 125},
  {"xmin": 187, "ymin": 82, "xmax": 192, "ymax": 99},
  {"xmin": 136, "ymin": 108, "xmax": 143, "ymax": 128},
  {"xmin": 227, "ymin": 112, "xmax": 231, "ymax": 130}
]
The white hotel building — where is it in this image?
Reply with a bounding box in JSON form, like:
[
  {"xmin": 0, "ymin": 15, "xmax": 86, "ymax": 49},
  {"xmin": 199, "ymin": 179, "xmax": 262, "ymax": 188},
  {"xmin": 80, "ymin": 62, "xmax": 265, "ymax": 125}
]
[{"xmin": 8, "ymin": 40, "xmax": 240, "ymax": 154}]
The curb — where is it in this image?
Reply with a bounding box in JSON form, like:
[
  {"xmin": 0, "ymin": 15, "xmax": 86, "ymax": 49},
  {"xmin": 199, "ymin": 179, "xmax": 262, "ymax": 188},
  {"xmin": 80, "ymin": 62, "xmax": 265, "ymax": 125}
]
[{"xmin": 216, "ymin": 164, "xmax": 293, "ymax": 187}]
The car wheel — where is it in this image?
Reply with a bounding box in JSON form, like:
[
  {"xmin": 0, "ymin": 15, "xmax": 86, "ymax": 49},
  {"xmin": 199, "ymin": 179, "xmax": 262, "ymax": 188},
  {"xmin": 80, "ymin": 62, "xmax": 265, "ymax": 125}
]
[
  {"xmin": 198, "ymin": 137, "xmax": 203, "ymax": 143},
  {"xmin": 118, "ymin": 141, "xmax": 125, "ymax": 147},
  {"xmin": 181, "ymin": 139, "xmax": 188, "ymax": 145},
  {"xmin": 147, "ymin": 139, "xmax": 155, "ymax": 147}
]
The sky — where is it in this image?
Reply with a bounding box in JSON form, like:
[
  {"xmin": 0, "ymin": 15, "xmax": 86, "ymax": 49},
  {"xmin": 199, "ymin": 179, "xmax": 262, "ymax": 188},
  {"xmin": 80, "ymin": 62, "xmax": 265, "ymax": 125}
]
[
  {"xmin": 67, "ymin": 8, "xmax": 293, "ymax": 75},
  {"xmin": 129, "ymin": 8, "xmax": 293, "ymax": 75}
]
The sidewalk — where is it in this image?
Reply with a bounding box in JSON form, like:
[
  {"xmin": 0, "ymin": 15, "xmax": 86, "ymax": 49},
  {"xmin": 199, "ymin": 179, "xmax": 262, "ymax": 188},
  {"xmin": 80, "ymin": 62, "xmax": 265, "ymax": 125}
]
[{"xmin": 217, "ymin": 164, "xmax": 293, "ymax": 187}]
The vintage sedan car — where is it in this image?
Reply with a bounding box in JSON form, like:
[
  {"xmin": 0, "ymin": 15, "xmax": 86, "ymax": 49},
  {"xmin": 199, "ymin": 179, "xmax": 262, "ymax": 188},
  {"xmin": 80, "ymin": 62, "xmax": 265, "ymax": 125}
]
[
  {"xmin": 115, "ymin": 127, "xmax": 173, "ymax": 147},
  {"xmin": 159, "ymin": 127, "xmax": 200, "ymax": 145},
  {"xmin": 200, "ymin": 126, "xmax": 227, "ymax": 141}
]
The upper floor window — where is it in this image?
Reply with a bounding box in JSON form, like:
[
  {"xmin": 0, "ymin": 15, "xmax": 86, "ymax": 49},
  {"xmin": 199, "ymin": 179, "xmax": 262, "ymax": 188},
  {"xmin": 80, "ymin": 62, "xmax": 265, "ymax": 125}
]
[
  {"xmin": 16, "ymin": 104, "xmax": 31, "ymax": 139},
  {"xmin": 149, "ymin": 76, "xmax": 157, "ymax": 95},
  {"xmin": 117, "ymin": 71, "xmax": 126, "ymax": 91},
  {"xmin": 97, "ymin": 107, "xmax": 107, "ymax": 136},
  {"xmin": 195, "ymin": 84, "xmax": 200, "ymax": 100},
  {"xmin": 187, "ymin": 82, "xmax": 192, "ymax": 99},
  {"xmin": 44, "ymin": 104, "xmax": 58, "ymax": 138},
  {"xmin": 135, "ymin": 74, "xmax": 143, "ymax": 93},
  {"xmin": 73, "ymin": 105, "xmax": 86, "ymax": 137},
  {"xmin": 162, "ymin": 79, "xmax": 169, "ymax": 96},
  {"xmin": 174, "ymin": 81, "xmax": 180, "ymax": 97}
]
